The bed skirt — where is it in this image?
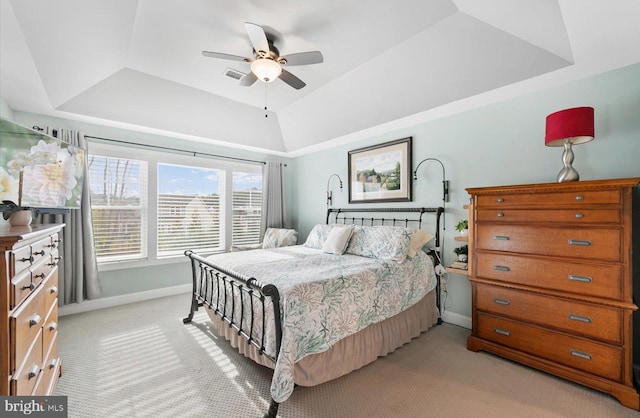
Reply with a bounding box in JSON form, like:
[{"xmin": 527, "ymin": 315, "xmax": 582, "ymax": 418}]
[{"xmin": 205, "ymin": 289, "xmax": 438, "ymax": 387}]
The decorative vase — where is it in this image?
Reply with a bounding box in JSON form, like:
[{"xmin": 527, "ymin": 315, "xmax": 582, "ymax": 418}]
[
  {"xmin": 460, "ymin": 229, "xmax": 468, "ymax": 237},
  {"xmin": 8, "ymin": 209, "xmax": 33, "ymax": 226},
  {"xmin": 458, "ymin": 254, "xmax": 468, "ymax": 262}
]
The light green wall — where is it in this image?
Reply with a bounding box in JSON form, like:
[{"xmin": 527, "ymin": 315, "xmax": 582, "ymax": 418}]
[
  {"xmin": 290, "ymin": 63, "xmax": 640, "ymax": 318},
  {"xmin": 0, "ymin": 97, "xmax": 14, "ymax": 120}
]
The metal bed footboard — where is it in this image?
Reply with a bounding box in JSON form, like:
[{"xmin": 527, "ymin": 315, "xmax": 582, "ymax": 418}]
[{"xmin": 183, "ymin": 250, "xmax": 283, "ymax": 364}]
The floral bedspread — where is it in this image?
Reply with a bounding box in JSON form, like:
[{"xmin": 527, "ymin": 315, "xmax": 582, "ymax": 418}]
[{"xmin": 206, "ymin": 245, "xmax": 437, "ymax": 403}]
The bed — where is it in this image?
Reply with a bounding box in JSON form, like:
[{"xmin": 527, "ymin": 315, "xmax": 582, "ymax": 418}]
[{"xmin": 183, "ymin": 207, "xmax": 444, "ymax": 417}]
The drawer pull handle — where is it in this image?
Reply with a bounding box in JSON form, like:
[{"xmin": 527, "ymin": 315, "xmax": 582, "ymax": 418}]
[
  {"xmin": 49, "ymin": 322, "xmax": 58, "ymax": 331},
  {"xmin": 568, "ymin": 239, "xmax": 591, "ymax": 246},
  {"xmin": 569, "ymin": 275, "xmax": 592, "ymax": 283},
  {"xmin": 33, "ymin": 250, "xmax": 46, "ymax": 256},
  {"xmin": 575, "ymin": 195, "xmax": 584, "ymax": 201},
  {"xmin": 497, "ymin": 212, "xmax": 504, "ymax": 218},
  {"xmin": 20, "ymin": 256, "xmax": 35, "ymax": 263},
  {"xmin": 28, "ymin": 365, "xmax": 40, "ymax": 379},
  {"xmin": 50, "ymin": 286, "xmax": 58, "ymax": 294},
  {"xmin": 34, "ymin": 272, "xmax": 46, "ymax": 279},
  {"xmin": 22, "ymin": 283, "xmax": 35, "ymax": 291},
  {"xmin": 49, "ymin": 359, "xmax": 57, "ymax": 370},
  {"xmin": 497, "ymin": 198, "xmax": 504, "ymax": 203},
  {"xmin": 48, "ymin": 261, "xmax": 58, "ymax": 267},
  {"xmin": 493, "ymin": 298, "xmax": 510, "ymax": 306},
  {"xmin": 575, "ymin": 213, "xmax": 584, "ymax": 219},
  {"xmin": 46, "ymin": 243, "xmax": 57, "ymax": 249},
  {"xmin": 493, "ymin": 265, "xmax": 510, "ymax": 272},
  {"xmin": 494, "ymin": 328, "xmax": 511, "ymax": 336},
  {"xmin": 569, "ymin": 314, "xmax": 592, "ymax": 323},
  {"xmin": 29, "ymin": 314, "xmax": 42, "ymax": 327},
  {"xmin": 569, "ymin": 349, "xmax": 592, "ymax": 360},
  {"xmin": 493, "ymin": 235, "xmax": 510, "ymax": 241}
]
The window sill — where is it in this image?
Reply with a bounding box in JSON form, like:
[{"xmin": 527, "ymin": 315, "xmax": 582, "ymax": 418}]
[{"xmin": 97, "ymin": 249, "xmax": 229, "ymax": 272}]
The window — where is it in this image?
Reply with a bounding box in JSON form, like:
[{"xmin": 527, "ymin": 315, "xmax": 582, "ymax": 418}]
[
  {"xmin": 87, "ymin": 142, "xmax": 263, "ymax": 268},
  {"xmin": 88, "ymin": 155, "xmax": 148, "ymax": 263},
  {"xmin": 157, "ymin": 163, "xmax": 223, "ymax": 257},
  {"xmin": 232, "ymin": 171, "xmax": 262, "ymax": 245}
]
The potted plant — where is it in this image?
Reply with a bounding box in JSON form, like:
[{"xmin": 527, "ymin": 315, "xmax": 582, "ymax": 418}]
[
  {"xmin": 455, "ymin": 219, "xmax": 468, "ymax": 236},
  {"xmin": 453, "ymin": 245, "xmax": 468, "ymax": 262}
]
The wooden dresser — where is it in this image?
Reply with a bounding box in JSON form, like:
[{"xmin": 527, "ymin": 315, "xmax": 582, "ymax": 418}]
[
  {"xmin": 466, "ymin": 178, "xmax": 640, "ymax": 410},
  {"xmin": 1, "ymin": 224, "xmax": 64, "ymax": 396}
]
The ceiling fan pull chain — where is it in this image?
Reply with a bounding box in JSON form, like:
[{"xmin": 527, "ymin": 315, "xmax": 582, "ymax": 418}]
[{"xmin": 264, "ymin": 83, "xmax": 268, "ymax": 118}]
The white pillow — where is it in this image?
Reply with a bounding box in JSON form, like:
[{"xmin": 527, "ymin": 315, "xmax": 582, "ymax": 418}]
[
  {"xmin": 322, "ymin": 225, "xmax": 354, "ymax": 255},
  {"xmin": 303, "ymin": 224, "xmax": 334, "ymax": 249},
  {"xmin": 407, "ymin": 230, "xmax": 435, "ymax": 258}
]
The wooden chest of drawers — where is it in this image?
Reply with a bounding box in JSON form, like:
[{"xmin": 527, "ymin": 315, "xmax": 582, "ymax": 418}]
[
  {"xmin": 1, "ymin": 224, "xmax": 64, "ymax": 396},
  {"xmin": 466, "ymin": 178, "xmax": 640, "ymax": 410}
]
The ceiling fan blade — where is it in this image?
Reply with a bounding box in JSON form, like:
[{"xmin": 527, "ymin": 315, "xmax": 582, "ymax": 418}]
[
  {"xmin": 202, "ymin": 51, "xmax": 249, "ymax": 62},
  {"xmin": 280, "ymin": 51, "xmax": 323, "ymax": 66},
  {"xmin": 245, "ymin": 22, "xmax": 270, "ymax": 56},
  {"xmin": 279, "ymin": 69, "xmax": 306, "ymax": 90},
  {"xmin": 239, "ymin": 71, "xmax": 258, "ymax": 87}
]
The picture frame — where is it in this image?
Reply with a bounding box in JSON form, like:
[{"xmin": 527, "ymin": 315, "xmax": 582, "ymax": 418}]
[{"xmin": 348, "ymin": 137, "xmax": 412, "ymax": 203}]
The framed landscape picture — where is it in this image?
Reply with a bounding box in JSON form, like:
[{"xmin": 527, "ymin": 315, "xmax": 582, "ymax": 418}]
[{"xmin": 348, "ymin": 137, "xmax": 412, "ymax": 203}]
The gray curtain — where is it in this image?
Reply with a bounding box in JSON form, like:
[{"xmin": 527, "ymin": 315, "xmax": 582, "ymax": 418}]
[
  {"xmin": 40, "ymin": 127, "xmax": 101, "ymax": 305},
  {"xmin": 261, "ymin": 161, "xmax": 287, "ymax": 235}
]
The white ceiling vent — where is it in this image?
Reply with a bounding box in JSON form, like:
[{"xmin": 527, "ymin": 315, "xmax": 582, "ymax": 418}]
[{"xmin": 223, "ymin": 68, "xmax": 246, "ymax": 81}]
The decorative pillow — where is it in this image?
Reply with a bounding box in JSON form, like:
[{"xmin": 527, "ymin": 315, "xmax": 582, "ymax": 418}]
[
  {"xmin": 262, "ymin": 228, "xmax": 298, "ymax": 249},
  {"xmin": 346, "ymin": 225, "xmax": 413, "ymax": 262},
  {"xmin": 407, "ymin": 230, "xmax": 435, "ymax": 258},
  {"xmin": 303, "ymin": 224, "xmax": 335, "ymax": 249},
  {"xmin": 322, "ymin": 225, "xmax": 354, "ymax": 255}
]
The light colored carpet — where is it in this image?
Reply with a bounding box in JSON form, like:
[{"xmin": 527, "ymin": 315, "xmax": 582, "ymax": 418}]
[{"xmin": 55, "ymin": 293, "xmax": 638, "ymax": 418}]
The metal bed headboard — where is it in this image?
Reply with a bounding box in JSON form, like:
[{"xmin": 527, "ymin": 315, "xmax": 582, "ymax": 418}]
[{"xmin": 326, "ymin": 206, "xmax": 444, "ymax": 248}]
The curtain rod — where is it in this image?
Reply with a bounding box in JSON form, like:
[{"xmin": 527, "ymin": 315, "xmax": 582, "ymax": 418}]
[
  {"xmin": 31, "ymin": 125, "xmax": 274, "ymax": 165},
  {"xmin": 84, "ymin": 135, "xmax": 269, "ymax": 165}
]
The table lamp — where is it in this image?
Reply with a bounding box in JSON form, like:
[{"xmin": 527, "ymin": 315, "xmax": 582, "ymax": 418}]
[{"xmin": 545, "ymin": 106, "xmax": 594, "ymax": 182}]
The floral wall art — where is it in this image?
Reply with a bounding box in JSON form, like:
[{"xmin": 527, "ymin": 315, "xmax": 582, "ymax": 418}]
[{"xmin": 0, "ymin": 119, "xmax": 84, "ymax": 209}]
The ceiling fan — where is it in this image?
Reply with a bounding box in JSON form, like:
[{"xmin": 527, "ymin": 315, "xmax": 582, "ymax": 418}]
[{"xmin": 202, "ymin": 22, "xmax": 323, "ymax": 90}]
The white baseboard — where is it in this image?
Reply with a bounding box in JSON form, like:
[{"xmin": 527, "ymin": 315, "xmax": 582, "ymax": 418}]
[
  {"xmin": 59, "ymin": 284, "xmax": 192, "ymax": 317},
  {"xmin": 442, "ymin": 311, "xmax": 472, "ymax": 329}
]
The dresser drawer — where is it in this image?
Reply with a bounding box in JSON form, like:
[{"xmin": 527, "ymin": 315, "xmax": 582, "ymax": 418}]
[
  {"xmin": 29, "ymin": 255, "xmax": 51, "ymax": 288},
  {"xmin": 43, "ymin": 301, "xmax": 58, "ymax": 359},
  {"xmin": 34, "ymin": 338, "xmax": 59, "ymax": 396},
  {"xmin": 476, "ymin": 284, "xmax": 623, "ymax": 344},
  {"xmin": 475, "ymin": 252, "xmax": 623, "ymax": 300},
  {"xmin": 42, "ymin": 268, "xmax": 59, "ymax": 313},
  {"xmin": 10, "ymin": 285, "xmax": 45, "ymax": 374},
  {"xmin": 477, "ymin": 313, "xmax": 623, "ymax": 382},
  {"xmin": 31, "ymin": 236, "xmax": 53, "ymax": 264},
  {"xmin": 11, "ymin": 245, "xmax": 33, "ymax": 277},
  {"xmin": 477, "ymin": 189, "xmax": 621, "ymax": 208},
  {"xmin": 476, "ymin": 208, "xmax": 620, "ymax": 224},
  {"xmin": 476, "ymin": 225, "xmax": 621, "ymax": 261},
  {"xmin": 10, "ymin": 269, "xmax": 34, "ymax": 310},
  {"xmin": 11, "ymin": 329, "xmax": 43, "ymax": 396}
]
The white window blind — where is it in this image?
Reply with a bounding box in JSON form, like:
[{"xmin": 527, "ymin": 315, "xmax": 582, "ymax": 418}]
[
  {"xmin": 88, "ymin": 155, "xmax": 148, "ymax": 263},
  {"xmin": 232, "ymin": 171, "xmax": 262, "ymax": 246},
  {"xmin": 157, "ymin": 163, "xmax": 222, "ymax": 257}
]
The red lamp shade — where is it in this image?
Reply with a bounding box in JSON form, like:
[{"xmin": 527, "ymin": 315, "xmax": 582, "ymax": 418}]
[{"xmin": 545, "ymin": 107, "xmax": 594, "ymax": 147}]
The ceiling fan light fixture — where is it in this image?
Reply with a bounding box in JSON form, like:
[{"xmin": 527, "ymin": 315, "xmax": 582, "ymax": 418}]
[{"xmin": 251, "ymin": 58, "xmax": 282, "ymax": 83}]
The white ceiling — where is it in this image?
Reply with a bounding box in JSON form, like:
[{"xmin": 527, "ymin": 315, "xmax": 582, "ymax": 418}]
[{"xmin": 1, "ymin": 0, "xmax": 639, "ymax": 156}]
